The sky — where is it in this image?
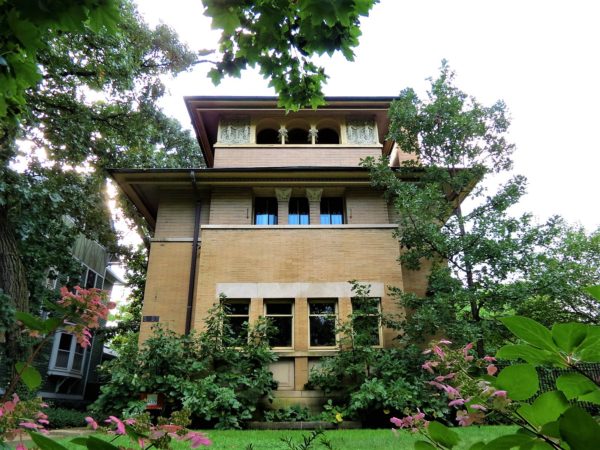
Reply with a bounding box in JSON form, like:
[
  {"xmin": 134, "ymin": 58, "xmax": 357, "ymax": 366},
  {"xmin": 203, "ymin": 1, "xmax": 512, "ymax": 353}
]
[{"xmin": 133, "ymin": 0, "xmax": 600, "ymax": 231}]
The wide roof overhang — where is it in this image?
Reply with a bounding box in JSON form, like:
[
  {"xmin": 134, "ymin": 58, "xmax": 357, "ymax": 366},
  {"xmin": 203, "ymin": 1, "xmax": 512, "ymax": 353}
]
[{"xmin": 184, "ymin": 96, "xmax": 397, "ymax": 167}]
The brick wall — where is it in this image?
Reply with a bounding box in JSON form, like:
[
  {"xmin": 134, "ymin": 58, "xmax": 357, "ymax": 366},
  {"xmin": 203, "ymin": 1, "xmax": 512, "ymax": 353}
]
[
  {"xmin": 139, "ymin": 242, "xmax": 196, "ymax": 342},
  {"xmin": 154, "ymin": 191, "xmax": 209, "ymax": 240},
  {"xmin": 345, "ymin": 188, "xmax": 389, "ymax": 224},
  {"xmin": 213, "ymin": 145, "xmax": 382, "ymax": 168},
  {"xmin": 208, "ymin": 188, "xmax": 252, "ymax": 224}
]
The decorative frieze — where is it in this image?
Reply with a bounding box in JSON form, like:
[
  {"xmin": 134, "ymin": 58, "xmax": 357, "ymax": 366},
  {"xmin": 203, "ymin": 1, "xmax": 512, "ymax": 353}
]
[
  {"xmin": 218, "ymin": 116, "xmax": 251, "ymax": 144},
  {"xmin": 346, "ymin": 118, "xmax": 377, "ymax": 144}
]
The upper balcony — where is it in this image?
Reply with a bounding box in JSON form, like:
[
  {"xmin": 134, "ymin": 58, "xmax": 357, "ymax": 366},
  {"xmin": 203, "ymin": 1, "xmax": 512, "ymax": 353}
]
[{"xmin": 184, "ymin": 96, "xmax": 396, "ymax": 168}]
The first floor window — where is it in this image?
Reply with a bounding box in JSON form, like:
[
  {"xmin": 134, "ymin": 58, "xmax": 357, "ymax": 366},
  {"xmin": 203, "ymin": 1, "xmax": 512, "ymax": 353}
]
[
  {"xmin": 288, "ymin": 197, "xmax": 309, "ymax": 225},
  {"xmin": 265, "ymin": 300, "xmax": 293, "ymax": 348},
  {"xmin": 309, "ymin": 299, "xmax": 337, "ymax": 347},
  {"xmin": 320, "ymin": 197, "xmax": 344, "ymax": 224},
  {"xmin": 49, "ymin": 332, "xmax": 86, "ymax": 375},
  {"xmin": 223, "ymin": 299, "xmax": 250, "ymax": 339},
  {"xmin": 255, "ymin": 197, "xmax": 278, "ymax": 225},
  {"xmin": 351, "ymin": 297, "xmax": 382, "ymax": 346}
]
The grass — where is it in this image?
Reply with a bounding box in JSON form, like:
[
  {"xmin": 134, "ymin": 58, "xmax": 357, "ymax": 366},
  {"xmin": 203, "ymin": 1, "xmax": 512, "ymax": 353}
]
[{"xmin": 56, "ymin": 426, "xmax": 517, "ymax": 450}]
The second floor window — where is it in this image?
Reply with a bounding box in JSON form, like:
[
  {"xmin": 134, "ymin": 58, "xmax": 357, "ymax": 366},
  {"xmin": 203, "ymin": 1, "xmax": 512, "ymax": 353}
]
[
  {"xmin": 49, "ymin": 332, "xmax": 86, "ymax": 375},
  {"xmin": 288, "ymin": 197, "xmax": 309, "ymax": 225},
  {"xmin": 320, "ymin": 198, "xmax": 344, "ymax": 224},
  {"xmin": 255, "ymin": 197, "xmax": 278, "ymax": 225}
]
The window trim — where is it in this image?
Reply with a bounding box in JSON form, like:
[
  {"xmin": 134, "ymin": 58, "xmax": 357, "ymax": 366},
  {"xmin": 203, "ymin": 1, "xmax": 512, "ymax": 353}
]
[
  {"xmin": 264, "ymin": 299, "xmax": 294, "ymax": 350},
  {"xmin": 350, "ymin": 297, "xmax": 383, "ymax": 348},
  {"xmin": 308, "ymin": 298, "xmax": 338, "ymax": 349},
  {"xmin": 48, "ymin": 331, "xmax": 87, "ymax": 378}
]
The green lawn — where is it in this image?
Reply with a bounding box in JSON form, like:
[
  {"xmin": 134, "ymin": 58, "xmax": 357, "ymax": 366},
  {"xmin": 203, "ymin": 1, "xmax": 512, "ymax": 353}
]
[{"xmin": 57, "ymin": 426, "xmax": 517, "ymax": 450}]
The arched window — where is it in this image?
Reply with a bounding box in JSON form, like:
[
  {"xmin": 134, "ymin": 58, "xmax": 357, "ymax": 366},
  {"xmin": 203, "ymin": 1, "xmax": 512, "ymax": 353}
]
[
  {"xmin": 256, "ymin": 128, "xmax": 280, "ymax": 144},
  {"xmin": 287, "ymin": 128, "xmax": 310, "ymax": 144},
  {"xmin": 317, "ymin": 128, "xmax": 339, "ymax": 144}
]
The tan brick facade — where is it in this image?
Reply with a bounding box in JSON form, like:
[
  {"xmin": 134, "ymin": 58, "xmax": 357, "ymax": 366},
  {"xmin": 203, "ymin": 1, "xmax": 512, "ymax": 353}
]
[{"xmin": 119, "ymin": 97, "xmax": 435, "ymax": 404}]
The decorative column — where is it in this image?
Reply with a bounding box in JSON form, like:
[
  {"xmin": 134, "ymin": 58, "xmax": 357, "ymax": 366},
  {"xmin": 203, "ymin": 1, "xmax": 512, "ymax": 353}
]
[
  {"xmin": 306, "ymin": 188, "xmax": 322, "ymax": 225},
  {"xmin": 294, "ymin": 297, "xmax": 309, "ymax": 390},
  {"xmin": 275, "ymin": 188, "xmax": 292, "ymax": 225},
  {"xmin": 308, "ymin": 126, "xmax": 318, "ymax": 145},
  {"xmin": 338, "ymin": 297, "xmax": 352, "ymax": 350}
]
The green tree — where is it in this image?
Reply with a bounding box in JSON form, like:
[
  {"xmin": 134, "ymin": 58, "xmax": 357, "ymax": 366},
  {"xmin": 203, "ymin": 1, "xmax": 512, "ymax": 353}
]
[
  {"xmin": 0, "ymin": 0, "xmax": 203, "ymax": 365},
  {"xmin": 203, "ymin": 0, "xmax": 379, "ymax": 110},
  {"xmin": 366, "ymin": 61, "xmax": 557, "ymax": 356},
  {"xmin": 518, "ymin": 224, "xmax": 600, "ymax": 326}
]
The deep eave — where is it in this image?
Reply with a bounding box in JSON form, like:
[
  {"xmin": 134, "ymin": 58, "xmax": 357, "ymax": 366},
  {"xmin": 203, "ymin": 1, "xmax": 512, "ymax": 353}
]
[
  {"xmin": 109, "ymin": 167, "xmax": 375, "ymax": 231},
  {"xmin": 184, "ymin": 96, "xmax": 397, "ymax": 167}
]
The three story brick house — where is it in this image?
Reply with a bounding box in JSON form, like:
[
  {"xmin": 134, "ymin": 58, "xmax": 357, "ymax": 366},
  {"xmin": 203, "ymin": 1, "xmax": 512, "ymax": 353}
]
[{"xmin": 110, "ymin": 96, "xmax": 431, "ymax": 408}]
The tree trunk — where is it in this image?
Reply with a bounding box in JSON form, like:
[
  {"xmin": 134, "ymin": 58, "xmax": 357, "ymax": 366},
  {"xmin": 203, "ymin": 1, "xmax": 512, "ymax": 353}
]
[{"xmin": 0, "ymin": 204, "xmax": 30, "ymax": 363}]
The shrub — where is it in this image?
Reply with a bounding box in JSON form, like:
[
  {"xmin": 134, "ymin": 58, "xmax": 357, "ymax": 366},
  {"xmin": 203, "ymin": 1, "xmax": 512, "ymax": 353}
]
[
  {"xmin": 91, "ymin": 299, "xmax": 276, "ymax": 429},
  {"xmin": 45, "ymin": 407, "xmax": 87, "ymax": 429}
]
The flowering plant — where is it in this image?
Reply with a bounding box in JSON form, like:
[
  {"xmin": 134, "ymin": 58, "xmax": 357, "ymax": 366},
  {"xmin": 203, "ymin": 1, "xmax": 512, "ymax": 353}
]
[{"xmin": 390, "ymin": 288, "xmax": 600, "ymax": 449}]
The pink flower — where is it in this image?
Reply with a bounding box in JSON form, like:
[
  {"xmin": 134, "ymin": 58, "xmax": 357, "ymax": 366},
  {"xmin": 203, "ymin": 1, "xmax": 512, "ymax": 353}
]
[
  {"xmin": 390, "ymin": 417, "xmax": 403, "ymax": 427},
  {"xmin": 85, "ymin": 417, "xmax": 98, "ymax": 430},
  {"xmin": 439, "ymin": 339, "xmax": 452, "ymax": 345},
  {"xmin": 107, "ymin": 416, "xmax": 126, "ymax": 435},
  {"xmin": 38, "ymin": 419, "xmax": 50, "ymax": 425},
  {"xmin": 492, "ymin": 390, "xmax": 507, "ymax": 398},
  {"xmin": 487, "ymin": 364, "xmax": 498, "ymax": 376},
  {"xmin": 462, "ymin": 343, "xmax": 474, "ymax": 361},
  {"xmin": 124, "ymin": 419, "xmax": 136, "ymax": 425},
  {"xmin": 442, "ymin": 384, "xmax": 460, "ymax": 399},
  {"xmin": 19, "ymin": 421, "xmax": 40, "ymax": 429},
  {"xmin": 483, "ymin": 356, "xmax": 496, "ymax": 362},
  {"xmin": 470, "ymin": 404, "xmax": 487, "ymax": 411},
  {"xmin": 433, "ymin": 345, "xmax": 446, "ymax": 359},
  {"xmin": 421, "ymin": 360, "xmax": 438, "ymax": 373},
  {"xmin": 456, "ymin": 410, "xmax": 485, "ymax": 427},
  {"xmin": 185, "ymin": 432, "xmax": 212, "ymax": 448},
  {"xmin": 16, "ymin": 444, "xmax": 27, "ymax": 450},
  {"xmin": 138, "ymin": 438, "xmax": 146, "ymax": 448},
  {"xmin": 448, "ymin": 398, "xmax": 466, "ymax": 407}
]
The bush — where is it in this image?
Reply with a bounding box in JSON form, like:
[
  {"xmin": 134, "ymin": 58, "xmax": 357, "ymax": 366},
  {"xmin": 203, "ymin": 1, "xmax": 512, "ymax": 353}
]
[
  {"xmin": 91, "ymin": 299, "xmax": 276, "ymax": 429},
  {"xmin": 263, "ymin": 405, "xmax": 314, "ymax": 422},
  {"xmin": 45, "ymin": 407, "xmax": 88, "ymax": 429},
  {"xmin": 308, "ymin": 283, "xmax": 449, "ymax": 425}
]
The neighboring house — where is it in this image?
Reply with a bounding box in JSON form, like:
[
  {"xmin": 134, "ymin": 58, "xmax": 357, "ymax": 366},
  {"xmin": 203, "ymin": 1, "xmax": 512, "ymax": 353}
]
[
  {"xmin": 110, "ymin": 96, "xmax": 432, "ymax": 409},
  {"xmin": 40, "ymin": 235, "xmax": 122, "ymax": 406}
]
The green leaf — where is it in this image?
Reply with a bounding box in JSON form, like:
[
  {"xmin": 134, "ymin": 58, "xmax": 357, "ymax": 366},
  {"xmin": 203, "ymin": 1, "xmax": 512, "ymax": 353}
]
[
  {"xmin": 495, "ymin": 364, "xmax": 539, "ymax": 400},
  {"xmin": 517, "ymin": 391, "xmax": 569, "ymax": 427},
  {"xmin": 540, "ymin": 420, "xmax": 561, "ymax": 438},
  {"xmin": 579, "ymin": 389, "xmax": 600, "ymax": 404},
  {"xmin": 468, "ymin": 443, "xmax": 485, "ymax": 450},
  {"xmin": 70, "ymin": 437, "xmax": 90, "ymax": 446},
  {"xmin": 556, "ymin": 372, "xmax": 598, "ymax": 400},
  {"xmin": 484, "ymin": 433, "xmax": 533, "ymax": 449},
  {"xmin": 427, "ymin": 421, "xmax": 460, "ymax": 448},
  {"xmin": 85, "ymin": 436, "xmax": 121, "ymax": 450},
  {"xmin": 7, "ymin": 13, "xmax": 41, "ymax": 50},
  {"xmin": 414, "ymin": 441, "xmax": 437, "ymax": 450},
  {"xmin": 577, "ymin": 336, "xmax": 600, "ymax": 362},
  {"xmin": 500, "ymin": 316, "xmax": 557, "ymax": 352},
  {"xmin": 552, "ymin": 323, "xmax": 588, "ymax": 353},
  {"xmin": 583, "ymin": 285, "xmax": 600, "ymax": 301},
  {"xmin": 496, "ymin": 344, "xmax": 561, "ymax": 365},
  {"xmin": 29, "ymin": 431, "xmax": 70, "ymax": 450},
  {"xmin": 15, "ymin": 311, "xmax": 46, "ymax": 331},
  {"xmin": 558, "ymin": 406, "xmax": 600, "ymax": 450},
  {"xmin": 15, "ymin": 362, "xmax": 42, "ymax": 390}
]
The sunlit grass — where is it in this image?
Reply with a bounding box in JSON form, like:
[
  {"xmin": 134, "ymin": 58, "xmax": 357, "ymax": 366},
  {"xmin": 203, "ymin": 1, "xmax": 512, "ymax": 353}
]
[{"xmin": 57, "ymin": 425, "xmax": 517, "ymax": 450}]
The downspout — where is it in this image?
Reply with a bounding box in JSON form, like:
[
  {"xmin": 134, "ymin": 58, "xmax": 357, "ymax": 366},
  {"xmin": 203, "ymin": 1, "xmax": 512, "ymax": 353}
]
[{"xmin": 185, "ymin": 171, "xmax": 201, "ymax": 335}]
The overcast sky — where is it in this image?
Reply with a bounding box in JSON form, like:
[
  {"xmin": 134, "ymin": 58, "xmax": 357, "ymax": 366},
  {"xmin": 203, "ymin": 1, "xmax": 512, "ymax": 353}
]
[{"xmin": 134, "ymin": 0, "xmax": 600, "ymax": 231}]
